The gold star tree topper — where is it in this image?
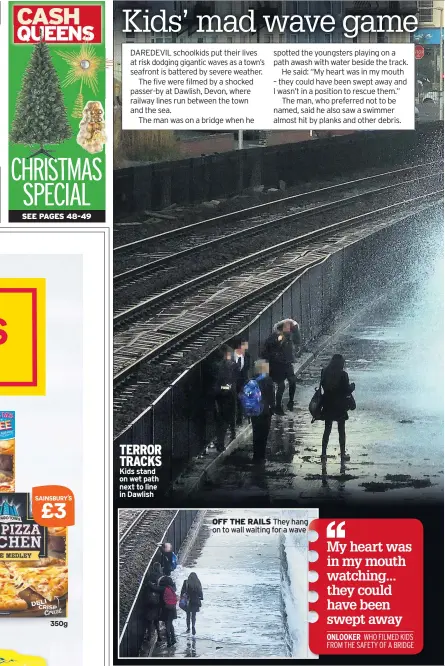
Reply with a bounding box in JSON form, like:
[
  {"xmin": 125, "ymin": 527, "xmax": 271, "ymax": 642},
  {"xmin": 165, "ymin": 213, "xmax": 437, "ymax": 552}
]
[{"xmin": 57, "ymin": 44, "xmax": 104, "ymax": 117}]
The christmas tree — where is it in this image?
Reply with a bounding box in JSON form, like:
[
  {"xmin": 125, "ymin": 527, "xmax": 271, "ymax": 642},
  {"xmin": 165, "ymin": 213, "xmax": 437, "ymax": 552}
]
[
  {"xmin": 10, "ymin": 39, "xmax": 72, "ymax": 158},
  {"xmin": 72, "ymin": 91, "xmax": 85, "ymax": 119}
]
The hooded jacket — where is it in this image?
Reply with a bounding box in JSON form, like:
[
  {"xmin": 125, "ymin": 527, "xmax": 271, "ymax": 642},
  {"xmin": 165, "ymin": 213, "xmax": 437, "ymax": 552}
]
[
  {"xmin": 263, "ymin": 320, "xmax": 301, "ymax": 367},
  {"xmin": 158, "ymin": 577, "xmax": 178, "ymax": 621},
  {"xmin": 273, "ymin": 320, "xmax": 301, "ymax": 346}
]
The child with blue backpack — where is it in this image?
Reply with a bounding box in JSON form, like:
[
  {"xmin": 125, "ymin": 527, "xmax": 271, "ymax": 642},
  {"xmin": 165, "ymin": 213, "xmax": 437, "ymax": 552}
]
[
  {"xmin": 239, "ymin": 359, "xmax": 275, "ymax": 462},
  {"xmin": 160, "ymin": 542, "xmax": 178, "ymax": 576}
]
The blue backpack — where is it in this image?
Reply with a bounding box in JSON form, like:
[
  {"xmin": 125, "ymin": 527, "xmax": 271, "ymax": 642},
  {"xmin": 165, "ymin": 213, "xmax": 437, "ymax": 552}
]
[
  {"xmin": 171, "ymin": 552, "xmax": 177, "ymax": 570},
  {"xmin": 239, "ymin": 374, "xmax": 266, "ymax": 416}
]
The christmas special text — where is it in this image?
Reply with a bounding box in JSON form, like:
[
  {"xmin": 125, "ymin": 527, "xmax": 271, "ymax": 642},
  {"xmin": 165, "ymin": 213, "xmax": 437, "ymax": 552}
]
[{"xmin": 11, "ymin": 156, "xmax": 103, "ymax": 206}]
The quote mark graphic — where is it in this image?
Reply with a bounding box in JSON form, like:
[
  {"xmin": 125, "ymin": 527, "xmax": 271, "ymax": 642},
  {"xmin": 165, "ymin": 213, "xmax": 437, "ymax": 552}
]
[{"xmin": 326, "ymin": 521, "xmax": 346, "ymax": 538}]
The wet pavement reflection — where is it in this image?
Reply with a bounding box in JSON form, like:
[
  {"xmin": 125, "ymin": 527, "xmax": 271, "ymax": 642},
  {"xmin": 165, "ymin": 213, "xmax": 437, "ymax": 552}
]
[
  {"xmin": 191, "ymin": 257, "xmax": 443, "ymax": 506},
  {"xmin": 148, "ymin": 509, "xmax": 316, "ymax": 659}
]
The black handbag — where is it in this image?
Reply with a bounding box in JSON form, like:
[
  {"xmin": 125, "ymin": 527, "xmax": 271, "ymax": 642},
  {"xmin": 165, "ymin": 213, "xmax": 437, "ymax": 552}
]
[
  {"xmin": 309, "ymin": 371, "xmax": 324, "ymax": 423},
  {"xmin": 346, "ymin": 394, "xmax": 356, "ymax": 411}
]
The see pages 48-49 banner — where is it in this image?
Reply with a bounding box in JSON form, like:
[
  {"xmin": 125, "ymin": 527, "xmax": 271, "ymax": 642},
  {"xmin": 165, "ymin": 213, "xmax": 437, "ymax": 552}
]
[{"xmin": 8, "ymin": 2, "xmax": 106, "ymax": 222}]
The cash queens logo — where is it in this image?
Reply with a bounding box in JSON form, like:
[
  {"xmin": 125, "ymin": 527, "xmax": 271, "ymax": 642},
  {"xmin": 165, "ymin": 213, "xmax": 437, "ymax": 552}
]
[{"xmin": 9, "ymin": 4, "xmax": 106, "ymax": 216}]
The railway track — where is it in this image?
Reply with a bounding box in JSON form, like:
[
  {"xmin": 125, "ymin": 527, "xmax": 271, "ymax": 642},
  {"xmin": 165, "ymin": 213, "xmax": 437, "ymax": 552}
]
[
  {"xmin": 118, "ymin": 509, "xmax": 176, "ymax": 634},
  {"xmin": 114, "ymin": 162, "xmax": 441, "ymax": 276},
  {"xmin": 114, "ymin": 191, "xmax": 443, "ymax": 436},
  {"xmin": 114, "ymin": 170, "xmax": 443, "ymax": 316},
  {"xmin": 119, "ymin": 509, "xmax": 146, "ymax": 544},
  {"xmin": 114, "ymin": 178, "xmax": 442, "ymax": 333}
]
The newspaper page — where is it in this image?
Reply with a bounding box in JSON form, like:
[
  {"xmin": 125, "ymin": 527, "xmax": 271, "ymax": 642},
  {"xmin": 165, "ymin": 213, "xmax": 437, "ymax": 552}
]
[
  {"xmin": 1, "ymin": 2, "xmax": 109, "ymax": 665},
  {"xmin": 0, "ymin": 1, "xmax": 443, "ymax": 665},
  {"xmin": 112, "ymin": 2, "xmax": 444, "ymax": 665}
]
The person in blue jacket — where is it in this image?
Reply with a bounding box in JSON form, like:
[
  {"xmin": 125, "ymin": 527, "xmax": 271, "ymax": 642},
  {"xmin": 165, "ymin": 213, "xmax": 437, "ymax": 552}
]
[{"xmin": 160, "ymin": 542, "xmax": 177, "ymax": 576}]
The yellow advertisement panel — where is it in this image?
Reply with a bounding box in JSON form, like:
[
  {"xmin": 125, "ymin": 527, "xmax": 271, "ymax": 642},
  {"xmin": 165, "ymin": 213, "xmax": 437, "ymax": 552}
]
[
  {"xmin": 0, "ymin": 651, "xmax": 46, "ymax": 664},
  {"xmin": 0, "ymin": 279, "xmax": 46, "ymax": 395}
]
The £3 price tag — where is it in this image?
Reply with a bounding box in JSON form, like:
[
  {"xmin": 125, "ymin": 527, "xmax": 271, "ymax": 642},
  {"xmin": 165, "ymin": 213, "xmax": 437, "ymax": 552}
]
[
  {"xmin": 32, "ymin": 485, "xmax": 75, "ymax": 527},
  {"xmin": 41, "ymin": 502, "xmax": 67, "ymax": 520}
]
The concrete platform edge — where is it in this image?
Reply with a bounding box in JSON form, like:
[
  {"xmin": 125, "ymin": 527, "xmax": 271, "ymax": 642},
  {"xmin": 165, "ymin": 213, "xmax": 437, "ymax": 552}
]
[{"xmin": 173, "ymin": 287, "xmax": 404, "ymax": 501}]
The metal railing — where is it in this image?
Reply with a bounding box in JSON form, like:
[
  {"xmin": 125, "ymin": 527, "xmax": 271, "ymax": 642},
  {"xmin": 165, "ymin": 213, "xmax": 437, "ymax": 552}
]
[
  {"xmin": 113, "ymin": 204, "xmax": 442, "ymax": 498},
  {"xmin": 119, "ymin": 509, "xmax": 199, "ymax": 657},
  {"xmin": 114, "ymin": 123, "xmax": 443, "ymax": 215}
]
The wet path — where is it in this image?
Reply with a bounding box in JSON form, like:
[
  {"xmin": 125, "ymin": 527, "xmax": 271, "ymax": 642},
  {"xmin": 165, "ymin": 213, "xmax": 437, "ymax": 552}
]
[
  {"xmin": 190, "ymin": 256, "xmax": 443, "ymax": 506},
  {"xmin": 149, "ymin": 509, "xmax": 316, "ymax": 659}
]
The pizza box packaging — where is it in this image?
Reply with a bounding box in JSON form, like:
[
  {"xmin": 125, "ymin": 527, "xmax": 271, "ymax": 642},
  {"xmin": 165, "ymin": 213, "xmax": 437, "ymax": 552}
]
[
  {"xmin": 0, "ymin": 412, "xmax": 15, "ymax": 493},
  {"xmin": 0, "ymin": 492, "xmax": 68, "ymax": 618}
]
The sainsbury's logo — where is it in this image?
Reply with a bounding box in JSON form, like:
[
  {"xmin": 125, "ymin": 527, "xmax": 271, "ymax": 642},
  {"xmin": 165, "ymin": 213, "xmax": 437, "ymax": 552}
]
[{"xmin": 13, "ymin": 4, "xmax": 103, "ymax": 44}]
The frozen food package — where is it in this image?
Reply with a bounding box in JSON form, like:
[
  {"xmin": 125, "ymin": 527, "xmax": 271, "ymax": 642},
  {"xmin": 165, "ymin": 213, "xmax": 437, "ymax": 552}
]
[
  {"xmin": 0, "ymin": 493, "xmax": 68, "ymax": 618},
  {"xmin": 0, "ymin": 412, "xmax": 15, "ymax": 492}
]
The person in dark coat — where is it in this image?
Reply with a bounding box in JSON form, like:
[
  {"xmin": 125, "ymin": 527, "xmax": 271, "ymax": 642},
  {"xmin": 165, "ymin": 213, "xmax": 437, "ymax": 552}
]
[
  {"xmin": 146, "ymin": 562, "xmax": 163, "ymax": 642},
  {"xmin": 181, "ymin": 572, "xmax": 203, "ymax": 636},
  {"xmin": 232, "ymin": 336, "xmax": 251, "ymax": 426},
  {"xmin": 211, "ymin": 345, "xmax": 237, "ymax": 451},
  {"xmin": 262, "ymin": 319, "xmax": 301, "ymax": 415},
  {"xmin": 158, "ymin": 576, "xmax": 177, "ymax": 647},
  {"xmin": 250, "ymin": 359, "xmax": 275, "ymax": 462},
  {"xmin": 160, "ymin": 542, "xmax": 175, "ymax": 576},
  {"xmin": 320, "ymin": 354, "xmax": 355, "ymax": 460}
]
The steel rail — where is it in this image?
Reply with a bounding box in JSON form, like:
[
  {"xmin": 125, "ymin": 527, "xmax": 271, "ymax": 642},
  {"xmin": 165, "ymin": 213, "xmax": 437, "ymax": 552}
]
[
  {"xmin": 119, "ymin": 510, "xmax": 148, "ymax": 545},
  {"xmin": 113, "ymin": 190, "xmax": 442, "ymax": 386},
  {"xmin": 118, "ymin": 510, "xmax": 180, "ymax": 646},
  {"xmin": 114, "ymin": 186, "xmax": 442, "ymax": 326},
  {"xmin": 114, "ymin": 172, "xmax": 442, "ymax": 284},
  {"xmin": 114, "ymin": 161, "xmax": 442, "ymax": 255}
]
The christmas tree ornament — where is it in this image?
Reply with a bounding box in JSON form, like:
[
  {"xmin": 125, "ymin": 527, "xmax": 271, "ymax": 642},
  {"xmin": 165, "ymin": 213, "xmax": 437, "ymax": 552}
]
[
  {"xmin": 72, "ymin": 91, "xmax": 85, "ymax": 119},
  {"xmin": 10, "ymin": 39, "xmax": 71, "ymax": 158},
  {"xmin": 57, "ymin": 44, "xmax": 104, "ymax": 118},
  {"xmin": 77, "ymin": 101, "xmax": 106, "ymax": 154}
]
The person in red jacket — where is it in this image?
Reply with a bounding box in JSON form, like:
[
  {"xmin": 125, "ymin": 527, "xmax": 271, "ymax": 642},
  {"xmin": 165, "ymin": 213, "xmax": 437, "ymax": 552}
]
[
  {"xmin": 147, "ymin": 574, "xmax": 177, "ymax": 647},
  {"xmin": 160, "ymin": 576, "xmax": 178, "ymax": 647}
]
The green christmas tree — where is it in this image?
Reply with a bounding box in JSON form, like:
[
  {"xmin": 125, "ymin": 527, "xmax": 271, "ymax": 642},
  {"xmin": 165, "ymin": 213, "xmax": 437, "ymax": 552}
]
[{"xmin": 10, "ymin": 39, "xmax": 72, "ymax": 158}]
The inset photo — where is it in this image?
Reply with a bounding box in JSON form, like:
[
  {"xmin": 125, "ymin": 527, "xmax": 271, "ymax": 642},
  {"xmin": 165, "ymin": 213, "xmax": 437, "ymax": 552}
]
[{"xmin": 118, "ymin": 509, "xmax": 318, "ymax": 660}]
